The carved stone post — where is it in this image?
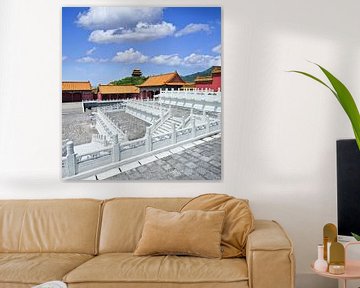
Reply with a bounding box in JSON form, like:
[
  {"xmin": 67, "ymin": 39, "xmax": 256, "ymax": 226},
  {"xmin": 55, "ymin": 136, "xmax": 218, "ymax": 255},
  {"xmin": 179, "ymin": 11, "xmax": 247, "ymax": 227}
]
[
  {"xmin": 182, "ymin": 116, "xmax": 185, "ymax": 128},
  {"xmin": 111, "ymin": 134, "xmax": 120, "ymax": 162},
  {"xmin": 172, "ymin": 123, "xmax": 177, "ymax": 144},
  {"xmin": 191, "ymin": 117, "xmax": 196, "ymax": 138},
  {"xmin": 145, "ymin": 127, "xmax": 152, "ymax": 152},
  {"xmin": 202, "ymin": 109, "xmax": 206, "ymax": 121},
  {"xmin": 65, "ymin": 141, "xmax": 77, "ymax": 177},
  {"xmin": 206, "ymin": 116, "xmax": 210, "ymax": 133}
]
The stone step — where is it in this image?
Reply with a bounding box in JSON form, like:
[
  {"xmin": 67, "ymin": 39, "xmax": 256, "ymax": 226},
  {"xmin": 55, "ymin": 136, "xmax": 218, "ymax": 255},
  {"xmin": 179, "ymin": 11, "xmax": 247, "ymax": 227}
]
[
  {"xmin": 157, "ymin": 127, "xmax": 170, "ymax": 133},
  {"xmin": 168, "ymin": 118, "xmax": 181, "ymax": 124}
]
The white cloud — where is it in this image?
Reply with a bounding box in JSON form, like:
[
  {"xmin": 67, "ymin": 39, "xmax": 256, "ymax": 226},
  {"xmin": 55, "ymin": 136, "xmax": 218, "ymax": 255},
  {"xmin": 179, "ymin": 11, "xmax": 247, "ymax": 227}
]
[
  {"xmin": 112, "ymin": 48, "xmax": 148, "ymax": 63},
  {"xmin": 151, "ymin": 54, "xmax": 182, "ymax": 66},
  {"xmin": 86, "ymin": 47, "xmax": 96, "ymax": 55},
  {"xmin": 212, "ymin": 44, "xmax": 221, "ymax": 54},
  {"xmin": 89, "ymin": 21, "xmax": 175, "ymax": 44},
  {"xmin": 109, "ymin": 50, "xmax": 221, "ymax": 68},
  {"xmin": 77, "ymin": 56, "xmax": 96, "ymax": 63},
  {"xmin": 62, "ymin": 56, "xmax": 68, "ymax": 61},
  {"xmin": 174, "ymin": 23, "xmax": 210, "ymax": 37},
  {"xmin": 183, "ymin": 53, "xmax": 221, "ymax": 67},
  {"xmin": 76, "ymin": 56, "xmax": 108, "ymax": 63},
  {"xmin": 77, "ymin": 7, "xmax": 164, "ymax": 30}
]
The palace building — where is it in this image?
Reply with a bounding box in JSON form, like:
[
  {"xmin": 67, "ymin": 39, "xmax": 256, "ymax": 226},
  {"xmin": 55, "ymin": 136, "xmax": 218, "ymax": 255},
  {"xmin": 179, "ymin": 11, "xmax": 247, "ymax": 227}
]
[
  {"xmin": 97, "ymin": 85, "xmax": 140, "ymax": 101},
  {"xmin": 194, "ymin": 66, "xmax": 221, "ymax": 91},
  {"xmin": 137, "ymin": 71, "xmax": 185, "ymax": 99},
  {"xmin": 131, "ymin": 69, "xmax": 142, "ymax": 77},
  {"xmin": 62, "ymin": 81, "xmax": 94, "ymax": 102}
]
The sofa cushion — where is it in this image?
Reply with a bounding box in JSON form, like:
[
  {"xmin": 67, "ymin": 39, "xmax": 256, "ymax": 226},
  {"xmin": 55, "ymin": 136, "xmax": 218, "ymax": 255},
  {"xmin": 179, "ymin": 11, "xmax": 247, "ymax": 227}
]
[
  {"xmin": 134, "ymin": 207, "xmax": 225, "ymax": 258},
  {"xmin": 99, "ymin": 198, "xmax": 190, "ymax": 253},
  {"xmin": 181, "ymin": 194, "xmax": 254, "ymax": 258},
  {"xmin": 0, "ymin": 199, "xmax": 102, "ymax": 254},
  {"xmin": 63, "ymin": 253, "xmax": 248, "ymax": 285},
  {"xmin": 0, "ymin": 253, "xmax": 93, "ymax": 285}
]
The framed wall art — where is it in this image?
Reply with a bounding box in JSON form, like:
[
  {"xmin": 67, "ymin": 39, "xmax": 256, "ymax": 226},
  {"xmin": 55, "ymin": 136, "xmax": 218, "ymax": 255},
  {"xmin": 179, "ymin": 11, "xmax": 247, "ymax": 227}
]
[{"xmin": 62, "ymin": 6, "xmax": 222, "ymax": 181}]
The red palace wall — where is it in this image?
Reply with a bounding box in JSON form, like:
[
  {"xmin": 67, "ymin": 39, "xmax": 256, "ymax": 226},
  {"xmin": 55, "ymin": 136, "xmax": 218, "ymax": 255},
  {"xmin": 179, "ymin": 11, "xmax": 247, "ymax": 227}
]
[
  {"xmin": 98, "ymin": 93, "xmax": 139, "ymax": 101},
  {"xmin": 82, "ymin": 92, "xmax": 95, "ymax": 101},
  {"xmin": 62, "ymin": 91, "xmax": 94, "ymax": 102},
  {"xmin": 195, "ymin": 73, "xmax": 221, "ymax": 91},
  {"xmin": 212, "ymin": 74, "xmax": 221, "ymax": 91}
]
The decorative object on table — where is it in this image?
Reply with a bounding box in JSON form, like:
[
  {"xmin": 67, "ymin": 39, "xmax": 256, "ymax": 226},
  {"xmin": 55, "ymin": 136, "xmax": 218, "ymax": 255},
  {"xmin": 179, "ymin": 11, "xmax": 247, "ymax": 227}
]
[
  {"xmin": 312, "ymin": 236, "xmax": 360, "ymax": 288},
  {"xmin": 323, "ymin": 223, "xmax": 337, "ymax": 262},
  {"xmin": 314, "ymin": 244, "xmax": 328, "ymax": 272},
  {"xmin": 329, "ymin": 242, "xmax": 345, "ymax": 275},
  {"xmin": 32, "ymin": 281, "xmax": 67, "ymax": 288}
]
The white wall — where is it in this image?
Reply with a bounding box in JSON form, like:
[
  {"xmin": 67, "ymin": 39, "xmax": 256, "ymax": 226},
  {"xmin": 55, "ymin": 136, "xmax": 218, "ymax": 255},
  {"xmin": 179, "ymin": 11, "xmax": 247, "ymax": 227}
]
[{"xmin": 1, "ymin": 0, "xmax": 359, "ymax": 287}]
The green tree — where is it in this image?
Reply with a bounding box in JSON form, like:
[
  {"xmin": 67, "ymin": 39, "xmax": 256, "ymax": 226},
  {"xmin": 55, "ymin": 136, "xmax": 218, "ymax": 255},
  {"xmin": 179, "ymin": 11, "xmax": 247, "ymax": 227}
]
[{"xmin": 110, "ymin": 76, "xmax": 148, "ymax": 86}]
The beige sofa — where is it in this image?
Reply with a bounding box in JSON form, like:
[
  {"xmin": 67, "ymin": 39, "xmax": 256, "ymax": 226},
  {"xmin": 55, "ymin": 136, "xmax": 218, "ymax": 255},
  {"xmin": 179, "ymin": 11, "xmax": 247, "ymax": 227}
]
[{"xmin": 0, "ymin": 198, "xmax": 295, "ymax": 288}]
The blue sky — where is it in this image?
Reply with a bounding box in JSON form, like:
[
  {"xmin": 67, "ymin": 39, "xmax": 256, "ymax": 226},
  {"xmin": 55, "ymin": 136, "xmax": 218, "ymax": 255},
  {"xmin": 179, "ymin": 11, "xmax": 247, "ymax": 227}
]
[{"xmin": 62, "ymin": 7, "xmax": 221, "ymax": 86}]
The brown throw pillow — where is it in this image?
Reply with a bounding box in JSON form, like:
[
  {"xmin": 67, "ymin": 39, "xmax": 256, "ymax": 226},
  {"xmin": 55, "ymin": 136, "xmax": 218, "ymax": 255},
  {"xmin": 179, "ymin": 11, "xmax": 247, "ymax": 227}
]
[
  {"xmin": 134, "ymin": 207, "xmax": 225, "ymax": 258},
  {"xmin": 181, "ymin": 193, "xmax": 255, "ymax": 258}
]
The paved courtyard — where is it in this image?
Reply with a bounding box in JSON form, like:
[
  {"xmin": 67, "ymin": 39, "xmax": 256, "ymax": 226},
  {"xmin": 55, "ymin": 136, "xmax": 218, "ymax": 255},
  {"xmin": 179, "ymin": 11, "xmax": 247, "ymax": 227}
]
[
  {"xmin": 103, "ymin": 135, "xmax": 221, "ymax": 181},
  {"xmin": 62, "ymin": 103, "xmax": 97, "ymax": 148}
]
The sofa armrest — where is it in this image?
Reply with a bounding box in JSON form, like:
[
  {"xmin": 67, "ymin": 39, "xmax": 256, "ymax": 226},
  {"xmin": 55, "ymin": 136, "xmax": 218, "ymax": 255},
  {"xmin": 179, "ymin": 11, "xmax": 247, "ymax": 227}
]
[{"xmin": 246, "ymin": 220, "xmax": 295, "ymax": 288}]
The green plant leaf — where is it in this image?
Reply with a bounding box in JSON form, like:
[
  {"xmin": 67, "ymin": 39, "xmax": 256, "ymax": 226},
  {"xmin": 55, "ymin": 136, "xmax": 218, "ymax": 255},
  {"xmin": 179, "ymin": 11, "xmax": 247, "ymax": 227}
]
[
  {"xmin": 316, "ymin": 64, "xmax": 360, "ymax": 148},
  {"xmin": 351, "ymin": 232, "xmax": 360, "ymax": 241},
  {"xmin": 288, "ymin": 70, "xmax": 337, "ymax": 98},
  {"xmin": 289, "ymin": 64, "xmax": 360, "ymax": 150}
]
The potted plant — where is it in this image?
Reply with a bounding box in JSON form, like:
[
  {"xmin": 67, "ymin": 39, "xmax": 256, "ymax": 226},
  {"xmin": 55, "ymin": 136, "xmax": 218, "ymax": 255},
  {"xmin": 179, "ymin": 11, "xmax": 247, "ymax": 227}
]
[{"xmin": 290, "ymin": 63, "xmax": 360, "ymax": 240}]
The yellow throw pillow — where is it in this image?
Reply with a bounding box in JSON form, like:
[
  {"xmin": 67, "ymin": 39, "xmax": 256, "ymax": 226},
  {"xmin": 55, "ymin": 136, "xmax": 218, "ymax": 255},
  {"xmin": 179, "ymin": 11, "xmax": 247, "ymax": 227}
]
[
  {"xmin": 181, "ymin": 194, "xmax": 255, "ymax": 258},
  {"xmin": 134, "ymin": 207, "xmax": 225, "ymax": 258}
]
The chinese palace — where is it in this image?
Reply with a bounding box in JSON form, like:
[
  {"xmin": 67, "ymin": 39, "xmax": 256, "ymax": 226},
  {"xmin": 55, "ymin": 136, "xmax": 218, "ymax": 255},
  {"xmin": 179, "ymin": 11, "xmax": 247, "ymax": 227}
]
[{"xmin": 62, "ymin": 67, "xmax": 221, "ymax": 103}]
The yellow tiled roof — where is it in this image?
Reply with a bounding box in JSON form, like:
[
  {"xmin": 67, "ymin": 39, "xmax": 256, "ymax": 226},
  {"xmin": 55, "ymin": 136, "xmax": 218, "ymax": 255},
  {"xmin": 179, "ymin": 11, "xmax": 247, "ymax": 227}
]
[
  {"xmin": 138, "ymin": 72, "xmax": 184, "ymax": 87},
  {"xmin": 62, "ymin": 81, "xmax": 92, "ymax": 91},
  {"xmin": 99, "ymin": 85, "xmax": 140, "ymax": 94},
  {"xmin": 166, "ymin": 82, "xmax": 188, "ymax": 86}
]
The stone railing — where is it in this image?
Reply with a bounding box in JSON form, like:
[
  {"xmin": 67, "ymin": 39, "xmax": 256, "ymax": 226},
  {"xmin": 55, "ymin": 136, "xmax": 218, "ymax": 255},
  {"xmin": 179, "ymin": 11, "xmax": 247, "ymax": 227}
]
[
  {"xmin": 62, "ymin": 117, "xmax": 221, "ymax": 179},
  {"xmin": 99, "ymin": 103, "xmax": 126, "ymax": 112},
  {"xmin": 95, "ymin": 109, "xmax": 127, "ymax": 141},
  {"xmin": 158, "ymin": 88, "xmax": 221, "ymax": 113},
  {"xmin": 125, "ymin": 100, "xmax": 169, "ymax": 124},
  {"xmin": 92, "ymin": 134, "xmax": 110, "ymax": 146}
]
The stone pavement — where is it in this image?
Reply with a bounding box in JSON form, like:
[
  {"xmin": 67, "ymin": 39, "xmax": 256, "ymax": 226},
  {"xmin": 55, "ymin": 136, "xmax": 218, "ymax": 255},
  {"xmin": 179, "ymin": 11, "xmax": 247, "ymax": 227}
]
[
  {"xmin": 95, "ymin": 134, "xmax": 221, "ymax": 181},
  {"xmin": 62, "ymin": 103, "xmax": 97, "ymax": 147}
]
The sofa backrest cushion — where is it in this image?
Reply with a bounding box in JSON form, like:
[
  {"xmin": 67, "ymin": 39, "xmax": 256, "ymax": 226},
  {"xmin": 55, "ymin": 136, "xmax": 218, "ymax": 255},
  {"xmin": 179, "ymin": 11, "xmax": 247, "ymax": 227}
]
[
  {"xmin": 99, "ymin": 198, "xmax": 189, "ymax": 253},
  {"xmin": 181, "ymin": 194, "xmax": 254, "ymax": 258},
  {"xmin": 0, "ymin": 199, "xmax": 102, "ymax": 254}
]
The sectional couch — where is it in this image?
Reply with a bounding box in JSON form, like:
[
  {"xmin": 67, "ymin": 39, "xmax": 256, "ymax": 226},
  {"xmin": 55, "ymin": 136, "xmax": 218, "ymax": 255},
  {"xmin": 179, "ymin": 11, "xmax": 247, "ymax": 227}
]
[{"xmin": 0, "ymin": 198, "xmax": 295, "ymax": 288}]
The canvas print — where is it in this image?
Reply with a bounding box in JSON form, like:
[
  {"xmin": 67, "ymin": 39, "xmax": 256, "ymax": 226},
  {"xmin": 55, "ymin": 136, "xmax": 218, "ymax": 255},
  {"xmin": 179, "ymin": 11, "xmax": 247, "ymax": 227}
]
[{"xmin": 62, "ymin": 7, "xmax": 222, "ymax": 181}]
